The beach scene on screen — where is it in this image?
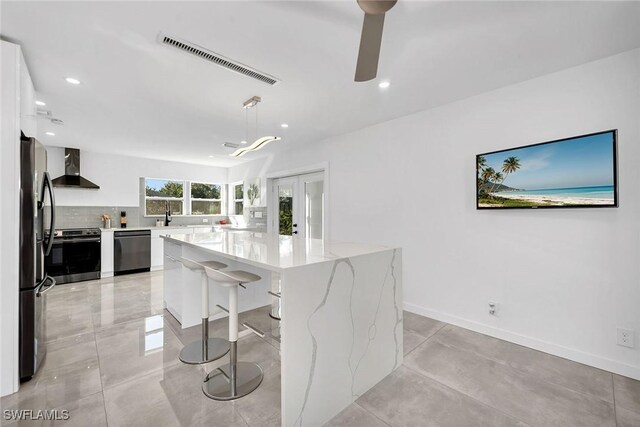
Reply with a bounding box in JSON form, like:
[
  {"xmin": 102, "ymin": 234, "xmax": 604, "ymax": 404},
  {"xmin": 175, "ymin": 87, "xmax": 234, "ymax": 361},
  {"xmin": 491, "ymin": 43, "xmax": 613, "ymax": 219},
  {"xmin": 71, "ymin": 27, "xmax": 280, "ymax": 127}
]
[{"xmin": 477, "ymin": 132, "xmax": 616, "ymax": 208}]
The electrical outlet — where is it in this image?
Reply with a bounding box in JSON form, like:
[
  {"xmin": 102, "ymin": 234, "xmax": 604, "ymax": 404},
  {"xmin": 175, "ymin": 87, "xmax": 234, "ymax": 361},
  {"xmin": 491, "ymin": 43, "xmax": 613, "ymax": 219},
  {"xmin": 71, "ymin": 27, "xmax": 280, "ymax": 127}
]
[
  {"xmin": 617, "ymin": 328, "xmax": 635, "ymax": 348},
  {"xmin": 202, "ymin": 218, "xmax": 209, "ymax": 223},
  {"xmin": 488, "ymin": 301, "xmax": 497, "ymax": 315}
]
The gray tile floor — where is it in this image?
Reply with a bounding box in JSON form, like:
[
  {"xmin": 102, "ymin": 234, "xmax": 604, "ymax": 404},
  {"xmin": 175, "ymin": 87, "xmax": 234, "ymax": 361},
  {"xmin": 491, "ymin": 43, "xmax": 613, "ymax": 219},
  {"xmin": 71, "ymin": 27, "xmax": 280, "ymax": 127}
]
[{"xmin": 2, "ymin": 271, "xmax": 639, "ymax": 426}]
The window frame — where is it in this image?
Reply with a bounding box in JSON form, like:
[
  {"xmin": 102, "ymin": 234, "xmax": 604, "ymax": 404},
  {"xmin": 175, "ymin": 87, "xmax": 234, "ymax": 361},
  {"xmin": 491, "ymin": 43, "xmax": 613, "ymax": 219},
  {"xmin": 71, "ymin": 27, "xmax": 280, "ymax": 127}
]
[
  {"xmin": 143, "ymin": 177, "xmax": 226, "ymax": 217},
  {"xmin": 231, "ymin": 182, "xmax": 244, "ymax": 215},
  {"xmin": 189, "ymin": 181, "xmax": 224, "ymax": 216},
  {"xmin": 143, "ymin": 178, "xmax": 186, "ymax": 217}
]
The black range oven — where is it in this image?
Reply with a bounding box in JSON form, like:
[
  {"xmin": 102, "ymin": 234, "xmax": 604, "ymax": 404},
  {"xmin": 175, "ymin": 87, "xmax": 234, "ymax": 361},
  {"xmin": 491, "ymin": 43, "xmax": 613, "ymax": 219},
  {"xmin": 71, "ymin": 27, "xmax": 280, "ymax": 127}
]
[{"xmin": 45, "ymin": 228, "xmax": 101, "ymax": 284}]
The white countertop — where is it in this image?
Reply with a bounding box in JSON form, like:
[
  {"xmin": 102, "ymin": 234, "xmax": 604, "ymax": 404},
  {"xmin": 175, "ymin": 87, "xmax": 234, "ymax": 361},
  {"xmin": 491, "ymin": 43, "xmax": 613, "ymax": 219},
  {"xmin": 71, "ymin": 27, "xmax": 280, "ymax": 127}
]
[
  {"xmin": 100, "ymin": 225, "xmax": 187, "ymax": 232},
  {"xmin": 100, "ymin": 225, "xmax": 258, "ymax": 232},
  {"xmin": 162, "ymin": 231, "xmax": 395, "ymax": 272}
]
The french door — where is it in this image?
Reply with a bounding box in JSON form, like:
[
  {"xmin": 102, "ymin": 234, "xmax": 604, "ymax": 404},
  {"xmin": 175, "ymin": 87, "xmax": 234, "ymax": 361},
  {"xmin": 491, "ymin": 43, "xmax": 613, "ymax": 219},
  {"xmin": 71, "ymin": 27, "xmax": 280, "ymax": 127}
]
[{"xmin": 272, "ymin": 172, "xmax": 324, "ymax": 238}]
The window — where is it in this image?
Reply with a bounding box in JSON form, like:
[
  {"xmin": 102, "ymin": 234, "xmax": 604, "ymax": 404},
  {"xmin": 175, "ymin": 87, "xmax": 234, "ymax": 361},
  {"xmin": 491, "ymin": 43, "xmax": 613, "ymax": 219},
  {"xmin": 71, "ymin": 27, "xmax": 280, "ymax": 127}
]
[
  {"xmin": 143, "ymin": 178, "xmax": 226, "ymax": 216},
  {"xmin": 233, "ymin": 183, "xmax": 244, "ymax": 215},
  {"xmin": 145, "ymin": 179, "xmax": 184, "ymax": 215},
  {"xmin": 191, "ymin": 182, "xmax": 222, "ymax": 215}
]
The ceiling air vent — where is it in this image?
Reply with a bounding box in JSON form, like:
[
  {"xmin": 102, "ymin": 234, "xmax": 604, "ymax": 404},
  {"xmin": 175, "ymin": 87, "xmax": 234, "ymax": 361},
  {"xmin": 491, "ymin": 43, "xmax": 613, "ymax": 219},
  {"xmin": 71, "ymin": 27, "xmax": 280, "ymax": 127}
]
[{"xmin": 159, "ymin": 33, "xmax": 280, "ymax": 86}]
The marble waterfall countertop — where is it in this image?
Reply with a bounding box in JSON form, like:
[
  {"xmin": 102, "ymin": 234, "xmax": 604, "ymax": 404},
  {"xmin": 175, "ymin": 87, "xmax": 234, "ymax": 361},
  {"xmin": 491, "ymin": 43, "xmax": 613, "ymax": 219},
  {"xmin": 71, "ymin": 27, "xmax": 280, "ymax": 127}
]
[
  {"xmin": 162, "ymin": 230, "xmax": 403, "ymax": 426},
  {"xmin": 161, "ymin": 231, "xmax": 395, "ymax": 272}
]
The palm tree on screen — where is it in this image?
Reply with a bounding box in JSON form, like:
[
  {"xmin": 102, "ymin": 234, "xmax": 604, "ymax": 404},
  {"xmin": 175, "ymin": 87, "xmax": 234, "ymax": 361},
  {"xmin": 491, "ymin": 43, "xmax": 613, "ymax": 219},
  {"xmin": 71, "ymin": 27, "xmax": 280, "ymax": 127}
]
[
  {"xmin": 500, "ymin": 156, "xmax": 521, "ymax": 188},
  {"xmin": 477, "ymin": 156, "xmax": 488, "ymax": 193},
  {"xmin": 490, "ymin": 172, "xmax": 503, "ymax": 194},
  {"xmin": 481, "ymin": 167, "xmax": 496, "ymax": 196},
  {"xmin": 477, "ymin": 156, "xmax": 487, "ymax": 171}
]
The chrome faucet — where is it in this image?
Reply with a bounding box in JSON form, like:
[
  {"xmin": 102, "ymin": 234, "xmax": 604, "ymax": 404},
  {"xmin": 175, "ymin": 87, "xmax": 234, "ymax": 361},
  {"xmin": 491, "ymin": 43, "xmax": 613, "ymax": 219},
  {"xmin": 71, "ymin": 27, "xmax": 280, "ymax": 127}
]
[{"xmin": 164, "ymin": 201, "xmax": 172, "ymax": 226}]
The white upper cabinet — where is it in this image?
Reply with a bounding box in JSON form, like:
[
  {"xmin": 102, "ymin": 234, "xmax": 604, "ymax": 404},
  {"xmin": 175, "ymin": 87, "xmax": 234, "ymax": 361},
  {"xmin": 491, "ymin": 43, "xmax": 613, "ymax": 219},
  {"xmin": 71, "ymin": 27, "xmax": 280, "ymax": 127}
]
[{"xmin": 19, "ymin": 51, "xmax": 37, "ymax": 137}]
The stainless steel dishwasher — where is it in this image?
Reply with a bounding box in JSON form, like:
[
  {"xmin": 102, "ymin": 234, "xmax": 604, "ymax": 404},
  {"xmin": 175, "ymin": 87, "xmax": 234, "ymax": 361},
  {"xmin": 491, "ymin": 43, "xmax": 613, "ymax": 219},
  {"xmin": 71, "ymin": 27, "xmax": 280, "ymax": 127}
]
[{"xmin": 114, "ymin": 230, "xmax": 151, "ymax": 275}]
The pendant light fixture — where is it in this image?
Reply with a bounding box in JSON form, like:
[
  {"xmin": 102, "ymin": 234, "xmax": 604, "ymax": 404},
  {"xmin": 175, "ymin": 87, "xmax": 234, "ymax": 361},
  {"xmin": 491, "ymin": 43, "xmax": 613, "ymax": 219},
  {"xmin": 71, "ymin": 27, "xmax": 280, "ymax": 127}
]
[{"xmin": 230, "ymin": 96, "xmax": 281, "ymax": 157}]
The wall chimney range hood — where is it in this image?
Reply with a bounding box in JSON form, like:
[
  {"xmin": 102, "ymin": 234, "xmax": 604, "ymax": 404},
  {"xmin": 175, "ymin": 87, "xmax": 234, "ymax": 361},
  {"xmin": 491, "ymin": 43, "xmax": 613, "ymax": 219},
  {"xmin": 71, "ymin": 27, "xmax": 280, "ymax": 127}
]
[{"xmin": 52, "ymin": 148, "xmax": 99, "ymax": 189}]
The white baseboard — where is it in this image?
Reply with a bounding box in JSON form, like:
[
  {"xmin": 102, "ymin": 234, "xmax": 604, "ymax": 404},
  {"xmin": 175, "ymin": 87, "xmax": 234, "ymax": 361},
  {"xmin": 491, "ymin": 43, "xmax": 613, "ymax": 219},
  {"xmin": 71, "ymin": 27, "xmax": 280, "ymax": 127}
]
[
  {"xmin": 404, "ymin": 302, "xmax": 640, "ymax": 381},
  {"xmin": 101, "ymin": 272, "xmax": 114, "ymax": 278},
  {"xmin": 165, "ymin": 304, "xmax": 181, "ymax": 323}
]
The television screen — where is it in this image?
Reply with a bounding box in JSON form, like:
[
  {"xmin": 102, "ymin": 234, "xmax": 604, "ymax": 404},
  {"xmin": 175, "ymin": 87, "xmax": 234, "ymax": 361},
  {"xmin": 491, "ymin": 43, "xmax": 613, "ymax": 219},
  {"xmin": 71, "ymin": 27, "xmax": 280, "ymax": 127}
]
[{"xmin": 476, "ymin": 130, "xmax": 617, "ymax": 209}]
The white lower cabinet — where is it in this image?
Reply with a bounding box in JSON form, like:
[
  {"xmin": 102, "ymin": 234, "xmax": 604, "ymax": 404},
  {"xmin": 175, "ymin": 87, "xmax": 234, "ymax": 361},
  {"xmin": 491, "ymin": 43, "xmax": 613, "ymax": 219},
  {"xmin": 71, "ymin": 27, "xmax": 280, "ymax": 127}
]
[
  {"xmin": 162, "ymin": 241, "xmax": 183, "ymax": 321},
  {"xmin": 101, "ymin": 230, "xmax": 114, "ymax": 277},
  {"xmin": 151, "ymin": 236, "xmax": 164, "ymax": 271},
  {"xmin": 150, "ymin": 228, "xmax": 194, "ymax": 271}
]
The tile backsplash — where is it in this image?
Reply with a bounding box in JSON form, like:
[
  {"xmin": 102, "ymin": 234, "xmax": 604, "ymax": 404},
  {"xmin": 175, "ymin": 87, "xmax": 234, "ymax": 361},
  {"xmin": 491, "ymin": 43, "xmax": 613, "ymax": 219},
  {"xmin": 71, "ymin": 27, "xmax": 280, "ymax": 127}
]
[
  {"xmin": 50, "ymin": 206, "xmax": 228, "ymax": 229},
  {"xmin": 245, "ymin": 206, "xmax": 268, "ymax": 230},
  {"xmin": 50, "ymin": 206, "xmax": 141, "ymax": 229}
]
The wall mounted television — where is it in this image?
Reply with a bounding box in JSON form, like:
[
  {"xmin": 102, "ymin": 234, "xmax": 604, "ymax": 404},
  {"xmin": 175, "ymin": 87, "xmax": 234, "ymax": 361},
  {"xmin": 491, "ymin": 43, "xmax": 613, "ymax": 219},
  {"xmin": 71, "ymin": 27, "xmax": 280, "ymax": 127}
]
[{"xmin": 476, "ymin": 130, "xmax": 618, "ymax": 209}]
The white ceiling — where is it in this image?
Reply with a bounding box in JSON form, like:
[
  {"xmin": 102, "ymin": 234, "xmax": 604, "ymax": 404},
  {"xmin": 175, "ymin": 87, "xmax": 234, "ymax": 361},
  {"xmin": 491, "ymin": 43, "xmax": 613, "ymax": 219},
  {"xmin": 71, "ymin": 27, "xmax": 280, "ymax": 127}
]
[{"xmin": 2, "ymin": 1, "xmax": 639, "ymax": 167}]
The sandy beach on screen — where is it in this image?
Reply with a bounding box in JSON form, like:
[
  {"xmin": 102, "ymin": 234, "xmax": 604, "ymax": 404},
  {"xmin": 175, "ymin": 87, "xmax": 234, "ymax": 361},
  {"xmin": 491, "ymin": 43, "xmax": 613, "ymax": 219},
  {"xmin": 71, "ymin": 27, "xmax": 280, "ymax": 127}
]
[{"xmin": 490, "ymin": 193, "xmax": 614, "ymax": 206}]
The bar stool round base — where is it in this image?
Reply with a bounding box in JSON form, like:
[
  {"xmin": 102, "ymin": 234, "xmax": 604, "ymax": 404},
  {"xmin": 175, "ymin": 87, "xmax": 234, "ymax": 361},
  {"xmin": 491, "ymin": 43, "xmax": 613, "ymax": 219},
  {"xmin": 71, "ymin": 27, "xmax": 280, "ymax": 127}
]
[
  {"xmin": 179, "ymin": 338, "xmax": 230, "ymax": 365},
  {"xmin": 202, "ymin": 362, "xmax": 264, "ymax": 401}
]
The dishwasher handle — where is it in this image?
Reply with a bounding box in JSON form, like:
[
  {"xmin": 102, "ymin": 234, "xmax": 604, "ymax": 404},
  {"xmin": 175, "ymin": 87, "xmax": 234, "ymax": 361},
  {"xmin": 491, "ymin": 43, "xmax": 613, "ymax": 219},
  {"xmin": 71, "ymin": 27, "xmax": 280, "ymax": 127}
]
[{"xmin": 114, "ymin": 230, "xmax": 151, "ymax": 238}]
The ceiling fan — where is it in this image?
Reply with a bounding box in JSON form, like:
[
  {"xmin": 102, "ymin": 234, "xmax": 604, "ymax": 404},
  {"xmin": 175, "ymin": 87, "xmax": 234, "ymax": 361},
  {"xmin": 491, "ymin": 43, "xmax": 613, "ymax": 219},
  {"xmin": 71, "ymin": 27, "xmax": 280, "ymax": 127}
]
[{"xmin": 354, "ymin": 0, "xmax": 398, "ymax": 82}]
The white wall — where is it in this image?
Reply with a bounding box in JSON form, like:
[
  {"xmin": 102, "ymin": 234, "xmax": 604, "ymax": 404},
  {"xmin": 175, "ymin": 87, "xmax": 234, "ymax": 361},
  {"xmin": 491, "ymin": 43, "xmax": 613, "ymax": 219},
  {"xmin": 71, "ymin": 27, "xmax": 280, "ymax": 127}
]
[
  {"xmin": 230, "ymin": 49, "xmax": 640, "ymax": 379},
  {"xmin": 46, "ymin": 148, "xmax": 228, "ymax": 206},
  {"xmin": 1, "ymin": 42, "xmax": 25, "ymax": 396}
]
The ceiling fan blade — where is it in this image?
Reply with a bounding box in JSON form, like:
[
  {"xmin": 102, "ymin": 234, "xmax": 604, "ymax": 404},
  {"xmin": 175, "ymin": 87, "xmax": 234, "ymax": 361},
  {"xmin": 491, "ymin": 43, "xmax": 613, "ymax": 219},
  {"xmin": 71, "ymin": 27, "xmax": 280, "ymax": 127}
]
[{"xmin": 354, "ymin": 13, "xmax": 385, "ymax": 82}]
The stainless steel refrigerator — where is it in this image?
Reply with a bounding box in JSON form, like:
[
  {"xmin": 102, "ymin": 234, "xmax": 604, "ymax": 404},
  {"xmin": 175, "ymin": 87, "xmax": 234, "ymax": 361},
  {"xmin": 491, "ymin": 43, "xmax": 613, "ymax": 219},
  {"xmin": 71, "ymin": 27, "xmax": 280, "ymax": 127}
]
[{"xmin": 19, "ymin": 134, "xmax": 56, "ymax": 381}]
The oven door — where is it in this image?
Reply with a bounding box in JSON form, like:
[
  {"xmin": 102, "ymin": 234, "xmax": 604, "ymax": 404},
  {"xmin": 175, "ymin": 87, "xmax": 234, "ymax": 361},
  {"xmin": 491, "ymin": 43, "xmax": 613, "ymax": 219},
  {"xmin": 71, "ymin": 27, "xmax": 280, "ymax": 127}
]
[{"xmin": 45, "ymin": 236, "xmax": 101, "ymax": 284}]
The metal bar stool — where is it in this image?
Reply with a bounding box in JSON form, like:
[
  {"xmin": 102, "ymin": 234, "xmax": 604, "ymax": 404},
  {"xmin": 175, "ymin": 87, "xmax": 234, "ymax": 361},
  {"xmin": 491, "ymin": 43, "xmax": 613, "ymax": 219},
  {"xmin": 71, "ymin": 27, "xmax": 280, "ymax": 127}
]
[
  {"xmin": 178, "ymin": 257, "xmax": 230, "ymax": 364},
  {"xmin": 201, "ymin": 266, "xmax": 264, "ymax": 400}
]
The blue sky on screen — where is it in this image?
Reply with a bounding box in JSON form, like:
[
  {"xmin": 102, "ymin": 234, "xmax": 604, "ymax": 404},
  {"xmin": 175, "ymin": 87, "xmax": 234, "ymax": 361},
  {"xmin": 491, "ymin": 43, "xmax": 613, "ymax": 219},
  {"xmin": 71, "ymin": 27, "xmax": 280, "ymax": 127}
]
[{"xmin": 482, "ymin": 132, "xmax": 614, "ymax": 190}]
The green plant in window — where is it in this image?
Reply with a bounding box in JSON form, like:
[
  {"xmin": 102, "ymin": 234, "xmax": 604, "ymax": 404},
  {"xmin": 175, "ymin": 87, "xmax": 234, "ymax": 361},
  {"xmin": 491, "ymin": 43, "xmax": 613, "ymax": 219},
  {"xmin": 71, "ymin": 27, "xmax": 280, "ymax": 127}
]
[
  {"xmin": 145, "ymin": 181, "xmax": 183, "ymax": 197},
  {"xmin": 279, "ymin": 196, "xmax": 293, "ymax": 235},
  {"xmin": 191, "ymin": 183, "xmax": 220, "ymax": 199}
]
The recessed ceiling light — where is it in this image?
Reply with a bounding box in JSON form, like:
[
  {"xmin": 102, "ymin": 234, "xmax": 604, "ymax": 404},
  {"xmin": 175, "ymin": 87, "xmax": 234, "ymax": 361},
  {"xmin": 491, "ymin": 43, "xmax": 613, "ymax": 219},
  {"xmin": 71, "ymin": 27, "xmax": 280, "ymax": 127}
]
[
  {"xmin": 378, "ymin": 81, "xmax": 390, "ymax": 89},
  {"xmin": 35, "ymin": 100, "xmax": 46, "ymax": 106},
  {"xmin": 280, "ymin": 123, "xmax": 289, "ymax": 128},
  {"xmin": 240, "ymin": 140, "xmax": 248, "ymax": 145},
  {"xmin": 45, "ymin": 132, "xmax": 55, "ymax": 136},
  {"xmin": 208, "ymin": 155, "xmax": 214, "ymax": 158},
  {"xmin": 65, "ymin": 77, "xmax": 81, "ymax": 85}
]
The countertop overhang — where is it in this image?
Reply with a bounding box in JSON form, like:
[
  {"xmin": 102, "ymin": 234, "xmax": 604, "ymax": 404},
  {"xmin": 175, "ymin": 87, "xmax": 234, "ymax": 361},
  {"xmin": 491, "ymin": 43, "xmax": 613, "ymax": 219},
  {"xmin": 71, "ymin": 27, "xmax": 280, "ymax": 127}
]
[{"xmin": 162, "ymin": 231, "xmax": 396, "ymax": 272}]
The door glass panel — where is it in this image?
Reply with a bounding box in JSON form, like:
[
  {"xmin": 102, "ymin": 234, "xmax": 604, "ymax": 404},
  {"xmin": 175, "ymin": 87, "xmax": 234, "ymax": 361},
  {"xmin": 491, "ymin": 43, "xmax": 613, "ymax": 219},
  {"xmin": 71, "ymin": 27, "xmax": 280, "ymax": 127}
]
[
  {"xmin": 278, "ymin": 185, "xmax": 293, "ymax": 236},
  {"xmin": 305, "ymin": 180, "xmax": 324, "ymax": 239}
]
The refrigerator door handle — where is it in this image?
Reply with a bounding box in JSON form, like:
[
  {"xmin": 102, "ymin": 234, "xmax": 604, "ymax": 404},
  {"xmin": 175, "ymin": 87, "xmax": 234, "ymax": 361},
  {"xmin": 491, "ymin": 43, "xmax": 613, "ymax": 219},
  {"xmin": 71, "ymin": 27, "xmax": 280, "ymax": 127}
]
[
  {"xmin": 39, "ymin": 172, "xmax": 56, "ymax": 256},
  {"xmin": 36, "ymin": 275, "xmax": 56, "ymax": 297}
]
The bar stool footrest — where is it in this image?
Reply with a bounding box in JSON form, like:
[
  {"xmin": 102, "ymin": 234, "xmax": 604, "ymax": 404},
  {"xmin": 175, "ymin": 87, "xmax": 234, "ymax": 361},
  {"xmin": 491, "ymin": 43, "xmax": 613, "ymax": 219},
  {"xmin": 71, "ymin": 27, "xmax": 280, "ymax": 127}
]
[{"xmin": 241, "ymin": 322, "xmax": 265, "ymax": 338}]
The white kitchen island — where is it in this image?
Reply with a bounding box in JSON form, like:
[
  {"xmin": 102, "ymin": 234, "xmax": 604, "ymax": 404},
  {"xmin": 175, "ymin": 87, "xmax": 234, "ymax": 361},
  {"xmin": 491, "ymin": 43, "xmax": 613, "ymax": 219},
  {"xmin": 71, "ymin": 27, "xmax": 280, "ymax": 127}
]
[{"xmin": 162, "ymin": 231, "xmax": 403, "ymax": 427}]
